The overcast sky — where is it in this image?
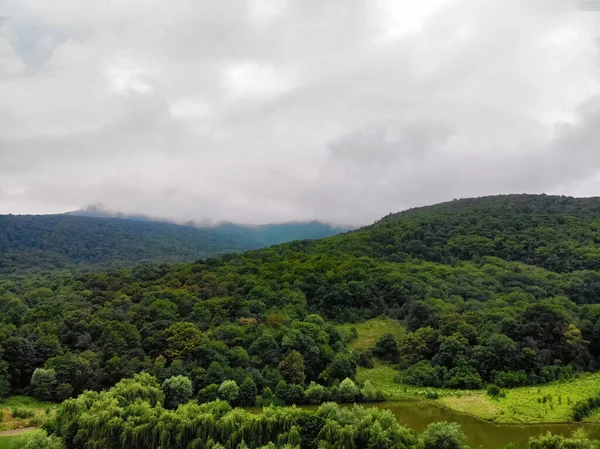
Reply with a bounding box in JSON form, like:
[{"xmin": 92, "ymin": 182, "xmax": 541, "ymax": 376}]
[{"xmin": 1, "ymin": 0, "xmax": 600, "ymax": 225}]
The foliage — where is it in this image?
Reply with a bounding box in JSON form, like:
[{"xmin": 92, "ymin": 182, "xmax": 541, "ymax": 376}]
[
  {"xmin": 161, "ymin": 375, "xmax": 193, "ymax": 409},
  {"xmin": 8, "ymin": 430, "xmax": 64, "ymax": 449},
  {"xmin": 422, "ymin": 422, "xmax": 467, "ymax": 449},
  {"xmin": 530, "ymin": 430, "xmax": 599, "ymax": 449},
  {"xmin": 51, "ymin": 374, "xmax": 425, "ymax": 449},
  {"xmin": 572, "ymin": 393, "xmax": 600, "ymax": 421},
  {"xmin": 0, "ymin": 214, "xmax": 345, "ymax": 273},
  {"xmin": 4, "ymin": 194, "xmax": 600, "ymax": 409}
]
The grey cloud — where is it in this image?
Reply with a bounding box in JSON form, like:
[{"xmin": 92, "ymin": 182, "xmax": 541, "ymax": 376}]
[{"xmin": 1, "ymin": 0, "xmax": 599, "ymax": 225}]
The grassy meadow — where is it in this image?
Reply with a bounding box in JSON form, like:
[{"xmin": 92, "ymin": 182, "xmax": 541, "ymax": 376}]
[
  {"xmin": 337, "ymin": 317, "xmax": 406, "ymax": 350},
  {"xmin": 359, "ymin": 362, "xmax": 600, "ymax": 424}
]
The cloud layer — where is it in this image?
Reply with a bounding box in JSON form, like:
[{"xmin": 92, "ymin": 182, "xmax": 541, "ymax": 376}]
[{"xmin": 1, "ymin": 0, "xmax": 599, "ymax": 225}]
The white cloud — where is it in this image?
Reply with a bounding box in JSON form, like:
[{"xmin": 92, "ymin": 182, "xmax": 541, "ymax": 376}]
[{"xmin": 1, "ymin": 0, "xmax": 599, "ymax": 225}]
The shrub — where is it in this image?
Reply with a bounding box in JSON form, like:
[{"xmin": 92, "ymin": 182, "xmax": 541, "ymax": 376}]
[
  {"xmin": 360, "ymin": 381, "xmax": 379, "ymax": 402},
  {"xmin": 11, "ymin": 407, "xmax": 35, "ymax": 419},
  {"xmin": 572, "ymin": 394, "xmax": 600, "ymax": 421},
  {"xmin": 9, "ymin": 430, "xmax": 64, "ymax": 449},
  {"xmin": 486, "ymin": 384, "xmax": 505, "ymax": 398},
  {"xmin": 425, "ymin": 390, "xmax": 440, "ymax": 400}
]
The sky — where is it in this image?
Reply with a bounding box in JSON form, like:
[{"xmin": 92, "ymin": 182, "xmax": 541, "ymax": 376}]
[{"xmin": 1, "ymin": 0, "xmax": 600, "ymax": 226}]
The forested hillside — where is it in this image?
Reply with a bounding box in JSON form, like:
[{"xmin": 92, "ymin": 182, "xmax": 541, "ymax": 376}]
[
  {"xmin": 2, "ymin": 194, "xmax": 600, "ymax": 407},
  {"xmin": 0, "ymin": 214, "xmax": 346, "ymax": 273}
]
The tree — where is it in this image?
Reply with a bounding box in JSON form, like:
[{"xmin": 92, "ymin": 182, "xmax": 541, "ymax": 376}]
[
  {"xmin": 237, "ymin": 377, "xmax": 257, "ymax": 407},
  {"xmin": 165, "ymin": 322, "xmax": 205, "ymax": 360},
  {"xmin": 422, "ymin": 422, "xmax": 467, "ymax": 449},
  {"xmin": 218, "ymin": 380, "xmax": 239, "ymax": 403},
  {"xmin": 162, "ymin": 375, "xmax": 193, "ymax": 409},
  {"xmin": 278, "ymin": 351, "xmax": 305, "ymax": 385},
  {"xmin": 30, "ymin": 368, "xmax": 57, "ymax": 402},
  {"xmin": 321, "ymin": 353, "xmax": 356, "ymax": 383},
  {"xmin": 339, "ymin": 378, "xmax": 360, "ymax": 403},
  {"xmin": 198, "ymin": 384, "xmax": 219, "ymax": 403},
  {"xmin": 374, "ymin": 334, "xmax": 399, "ymax": 361}
]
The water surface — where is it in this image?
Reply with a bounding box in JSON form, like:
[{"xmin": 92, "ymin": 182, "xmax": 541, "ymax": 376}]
[{"xmin": 254, "ymin": 402, "xmax": 600, "ymax": 449}]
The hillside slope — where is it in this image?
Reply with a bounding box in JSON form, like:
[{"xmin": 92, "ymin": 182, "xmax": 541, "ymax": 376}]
[
  {"xmin": 0, "ymin": 214, "xmax": 346, "ymax": 273},
  {"xmin": 309, "ymin": 194, "xmax": 600, "ymax": 272},
  {"xmin": 2, "ymin": 194, "xmax": 600, "ymax": 401}
]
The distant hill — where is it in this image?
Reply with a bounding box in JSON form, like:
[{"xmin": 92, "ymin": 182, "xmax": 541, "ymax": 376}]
[
  {"xmin": 0, "ymin": 213, "xmax": 347, "ymax": 273},
  {"xmin": 306, "ymin": 193, "xmax": 600, "ymax": 272}
]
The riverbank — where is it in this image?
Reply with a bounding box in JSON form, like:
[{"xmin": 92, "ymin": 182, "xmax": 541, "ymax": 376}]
[{"xmin": 360, "ymin": 365, "xmax": 600, "ymax": 424}]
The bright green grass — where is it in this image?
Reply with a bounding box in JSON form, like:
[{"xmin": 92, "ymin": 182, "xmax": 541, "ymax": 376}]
[
  {"xmin": 360, "ymin": 364, "xmax": 600, "ymax": 423},
  {"xmin": 484, "ymin": 372, "xmax": 600, "ymax": 423},
  {"xmin": 337, "ymin": 317, "xmax": 406, "ymax": 350},
  {"xmin": 0, "ymin": 396, "xmax": 53, "ymax": 409},
  {"xmin": 0, "ymin": 435, "xmax": 18, "ymax": 449}
]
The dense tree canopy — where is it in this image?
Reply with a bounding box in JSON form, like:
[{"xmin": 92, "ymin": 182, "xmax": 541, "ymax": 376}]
[{"xmin": 3, "ymin": 194, "xmax": 600, "ymax": 402}]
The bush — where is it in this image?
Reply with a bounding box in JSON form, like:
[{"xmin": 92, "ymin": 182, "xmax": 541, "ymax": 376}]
[
  {"xmin": 572, "ymin": 394, "xmax": 600, "ymax": 421},
  {"xmin": 486, "ymin": 384, "xmax": 505, "ymax": 398},
  {"xmin": 425, "ymin": 390, "xmax": 440, "ymax": 400},
  {"xmin": 360, "ymin": 381, "xmax": 380, "ymax": 402},
  {"xmin": 9, "ymin": 430, "xmax": 64, "ymax": 449},
  {"xmin": 11, "ymin": 407, "xmax": 35, "ymax": 419}
]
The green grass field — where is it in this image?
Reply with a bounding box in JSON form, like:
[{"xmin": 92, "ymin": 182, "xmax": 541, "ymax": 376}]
[
  {"xmin": 0, "ymin": 435, "xmax": 17, "ymax": 449},
  {"xmin": 337, "ymin": 317, "xmax": 406, "ymax": 350},
  {"xmin": 360, "ymin": 363, "xmax": 600, "ymax": 424}
]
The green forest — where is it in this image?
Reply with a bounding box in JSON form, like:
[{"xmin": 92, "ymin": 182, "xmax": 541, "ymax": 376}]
[
  {"xmin": 3, "ymin": 194, "xmax": 600, "ymax": 448},
  {"xmin": 0, "ymin": 214, "xmax": 346, "ymax": 273}
]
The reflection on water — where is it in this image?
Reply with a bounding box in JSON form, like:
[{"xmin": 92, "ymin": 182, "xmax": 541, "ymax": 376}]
[
  {"xmin": 252, "ymin": 402, "xmax": 600, "ymax": 449},
  {"xmin": 368, "ymin": 402, "xmax": 600, "ymax": 449}
]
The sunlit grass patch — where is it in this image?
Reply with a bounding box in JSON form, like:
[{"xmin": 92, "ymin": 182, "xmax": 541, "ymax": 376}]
[
  {"xmin": 359, "ymin": 364, "xmax": 600, "ymax": 424},
  {"xmin": 337, "ymin": 317, "xmax": 406, "ymax": 350}
]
